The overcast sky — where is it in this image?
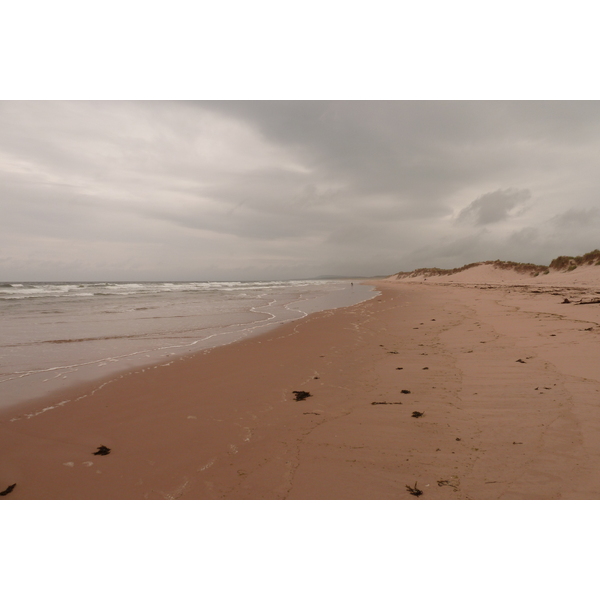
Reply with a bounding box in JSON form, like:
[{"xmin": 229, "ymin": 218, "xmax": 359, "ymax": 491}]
[{"xmin": 2, "ymin": 100, "xmax": 600, "ymax": 281}]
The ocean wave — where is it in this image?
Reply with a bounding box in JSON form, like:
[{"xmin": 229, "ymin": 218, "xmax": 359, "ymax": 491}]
[{"xmin": 0, "ymin": 279, "xmax": 343, "ymax": 301}]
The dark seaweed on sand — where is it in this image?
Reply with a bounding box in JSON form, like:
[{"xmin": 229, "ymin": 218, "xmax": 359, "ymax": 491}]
[
  {"xmin": 293, "ymin": 391, "xmax": 312, "ymax": 401},
  {"xmin": 0, "ymin": 483, "xmax": 16, "ymax": 497},
  {"xmin": 412, "ymin": 411, "xmax": 424, "ymax": 418},
  {"xmin": 94, "ymin": 445, "xmax": 111, "ymax": 456},
  {"xmin": 406, "ymin": 482, "xmax": 423, "ymax": 497}
]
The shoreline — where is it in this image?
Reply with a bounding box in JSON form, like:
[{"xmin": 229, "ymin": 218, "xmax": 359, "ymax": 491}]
[
  {"xmin": 2, "ymin": 282, "xmax": 379, "ymax": 422},
  {"xmin": 2, "ymin": 279, "xmax": 600, "ymax": 499},
  {"xmin": 0, "ymin": 280, "xmax": 377, "ymax": 414}
]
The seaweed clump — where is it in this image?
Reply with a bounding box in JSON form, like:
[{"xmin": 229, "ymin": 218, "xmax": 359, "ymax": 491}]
[
  {"xmin": 0, "ymin": 483, "xmax": 16, "ymax": 497},
  {"xmin": 406, "ymin": 482, "xmax": 423, "ymax": 497}
]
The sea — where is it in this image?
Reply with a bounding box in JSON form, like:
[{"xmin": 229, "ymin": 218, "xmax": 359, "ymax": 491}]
[{"xmin": 0, "ymin": 279, "xmax": 377, "ymax": 412}]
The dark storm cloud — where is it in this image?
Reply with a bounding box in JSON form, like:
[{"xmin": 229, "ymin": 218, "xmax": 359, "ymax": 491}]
[
  {"xmin": 456, "ymin": 188, "xmax": 532, "ymax": 226},
  {"xmin": 201, "ymin": 101, "xmax": 600, "ymax": 201},
  {"xmin": 2, "ymin": 101, "xmax": 600, "ymax": 280},
  {"xmin": 202, "ymin": 101, "xmax": 488, "ymax": 204}
]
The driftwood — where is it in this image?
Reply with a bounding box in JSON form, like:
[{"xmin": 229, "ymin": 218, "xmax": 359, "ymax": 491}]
[
  {"xmin": 578, "ymin": 298, "xmax": 600, "ymax": 305},
  {"xmin": 400, "ymin": 389, "xmax": 411, "ymax": 394}
]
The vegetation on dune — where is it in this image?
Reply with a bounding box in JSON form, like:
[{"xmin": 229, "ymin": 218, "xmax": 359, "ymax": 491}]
[
  {"xmin": 392, "ymin": 249, "xmax": 600, "ymax": 279},
  {"xmin": 393, "ymin": 259, "xmax": 548, "ymax": 279},
  {"xmin": 549, "ymin": 249, "xmax": 600, "ymax": 271}
]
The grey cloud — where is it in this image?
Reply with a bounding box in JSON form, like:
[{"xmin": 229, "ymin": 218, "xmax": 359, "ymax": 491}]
[
  {"xmin": 201, "ymin": 102, "xmax": 600, "ymax": 206},
  {"xmin": 3, "ymin": 101, "xmax": 600, "ymax": 281},
  {"xmin": 550, "ymin": 208, "xmax": 600, "ymax": 228},
  {"xmin": 508, "ymin": 227, "xmax": 540, "ymax": 246},
  {"xmin": 456, "ymin": 188, "xmax": 532, "ymax": 226}
]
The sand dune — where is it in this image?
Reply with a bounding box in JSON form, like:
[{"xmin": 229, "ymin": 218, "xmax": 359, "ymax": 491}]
[{"xmin": 389, "ymin": 249, "xmax": 600, "ymax": 287}]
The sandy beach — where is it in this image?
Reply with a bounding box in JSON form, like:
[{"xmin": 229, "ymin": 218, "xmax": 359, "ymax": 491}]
[{"xmin": 2, "ymin": 268, "xmax": 600, "ymax": 500}]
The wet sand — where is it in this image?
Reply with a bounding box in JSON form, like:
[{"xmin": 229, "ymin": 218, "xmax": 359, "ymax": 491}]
[{"xmin": 2, "ymin": 276, "xmax": 600, "ymax": 499}]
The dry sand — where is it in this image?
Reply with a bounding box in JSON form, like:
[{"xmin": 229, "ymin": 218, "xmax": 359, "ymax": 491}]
[{"xmin": 2, "ymin": 268, "xmax": 600, "ymax": 500}]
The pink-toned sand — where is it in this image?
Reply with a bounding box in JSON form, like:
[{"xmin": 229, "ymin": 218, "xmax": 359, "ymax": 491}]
[{"xmin": 2, "ymin": 266, "xmax": 600, "ymax": 499}]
